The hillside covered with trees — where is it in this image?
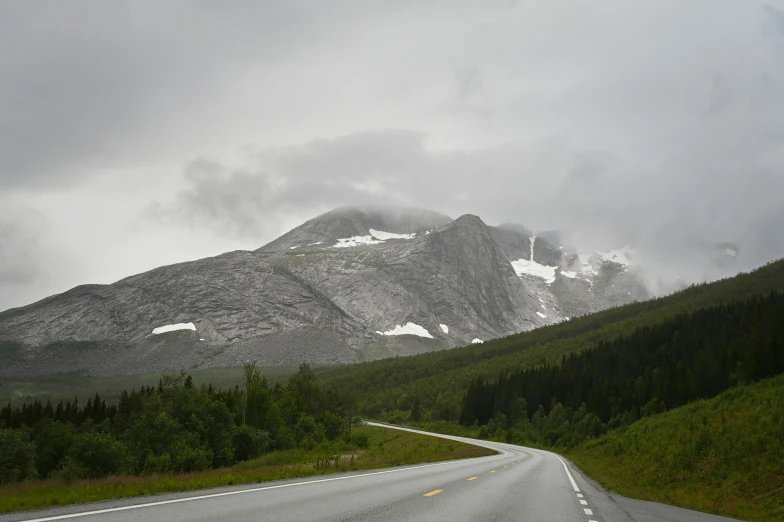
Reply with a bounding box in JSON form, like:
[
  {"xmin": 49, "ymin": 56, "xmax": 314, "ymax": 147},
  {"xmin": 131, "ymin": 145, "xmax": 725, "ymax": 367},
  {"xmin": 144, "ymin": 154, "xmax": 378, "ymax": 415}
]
[
  {"xmin": 1, "ymin": 364, "xmax": 355, "ymax": 483},
  {"xmin": 458, "ymin": 290, "xmax": 783, "ymax": 448},
  {"xmin": 569, "ymin": 373, "xmax": 784, "ymax": 521}
]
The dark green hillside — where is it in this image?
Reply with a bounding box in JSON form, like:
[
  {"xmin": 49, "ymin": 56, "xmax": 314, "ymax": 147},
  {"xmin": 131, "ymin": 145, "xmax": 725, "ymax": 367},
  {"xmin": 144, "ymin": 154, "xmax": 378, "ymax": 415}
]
[
  {"xmin": 458, "ymin": 290, "xmax": 783, "ymax": 446},
  {"xmin": 568, "ymin": 374, "xmax": 784, "ymax": 522},
  {"xmin": 317, "ymin": 259, "xmax": 784, "ymax": 419}
]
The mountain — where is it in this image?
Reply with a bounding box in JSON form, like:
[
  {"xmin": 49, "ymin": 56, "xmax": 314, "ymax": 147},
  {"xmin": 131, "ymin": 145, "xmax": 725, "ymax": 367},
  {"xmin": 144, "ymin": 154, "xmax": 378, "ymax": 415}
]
[
  {"xmin": 314, "ymin": 257, "xmax": 784, "ymax": 424},
  {"xmin": 0, "ymin": 206, "xmax": 716, "ymax": 376},
  {"xmin": 257, "ymin": 206, "xmax": 452, "ymax": 253}
]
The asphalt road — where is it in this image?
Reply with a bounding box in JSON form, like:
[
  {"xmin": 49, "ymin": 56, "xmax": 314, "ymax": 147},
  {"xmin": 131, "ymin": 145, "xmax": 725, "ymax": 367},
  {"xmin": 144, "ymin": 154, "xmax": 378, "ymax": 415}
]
[{"xmin": 1, "ymin": 422, "xmax": 740, "ymax": 522}]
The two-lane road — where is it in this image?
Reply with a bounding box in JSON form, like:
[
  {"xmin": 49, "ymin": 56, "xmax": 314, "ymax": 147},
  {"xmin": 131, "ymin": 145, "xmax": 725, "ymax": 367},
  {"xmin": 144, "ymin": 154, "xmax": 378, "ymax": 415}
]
[{"xmin": 1, "ymin": 422, "xmax": 739, "ymax": 522}]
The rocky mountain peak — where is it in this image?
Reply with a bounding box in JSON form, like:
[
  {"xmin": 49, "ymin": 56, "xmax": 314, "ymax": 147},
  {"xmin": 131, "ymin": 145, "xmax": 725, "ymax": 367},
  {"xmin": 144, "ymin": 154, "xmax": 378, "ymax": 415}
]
[
  {"xmin": 258, "ymin": 205, "xmax": 451, "ymax": 253},
  {"xmin": 423, "ymin": 214, "xmax": 507, "ymax": 267},
  {"xmin": 0, "ymin": 206, "xmax": 674, "ymax": 376}
]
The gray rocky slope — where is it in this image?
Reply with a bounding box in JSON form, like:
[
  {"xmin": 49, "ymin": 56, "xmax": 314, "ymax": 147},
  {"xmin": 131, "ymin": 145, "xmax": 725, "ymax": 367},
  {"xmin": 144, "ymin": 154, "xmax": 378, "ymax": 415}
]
[{"xmin": 1, "ymin": 207, "xmax": 659, "ymax": 376}]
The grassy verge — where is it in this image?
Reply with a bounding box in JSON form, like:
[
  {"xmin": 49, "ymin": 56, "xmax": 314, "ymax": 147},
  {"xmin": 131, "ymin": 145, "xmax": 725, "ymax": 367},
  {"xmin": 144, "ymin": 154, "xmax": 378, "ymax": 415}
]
[
  {"xmin": 0, "ymin": 425, "xmax": 494, "ymax": 514},
  {"xmin": 567, "ymin": 375, "xmax": 784, "ymax": 522}
]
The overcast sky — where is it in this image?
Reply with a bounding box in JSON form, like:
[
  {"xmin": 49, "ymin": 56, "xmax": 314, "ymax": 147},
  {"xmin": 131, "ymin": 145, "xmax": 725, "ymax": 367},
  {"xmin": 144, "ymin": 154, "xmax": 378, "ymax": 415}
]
[{"xmin": 2, "ymin": 0, "xmax": 784, "ymax": 310}]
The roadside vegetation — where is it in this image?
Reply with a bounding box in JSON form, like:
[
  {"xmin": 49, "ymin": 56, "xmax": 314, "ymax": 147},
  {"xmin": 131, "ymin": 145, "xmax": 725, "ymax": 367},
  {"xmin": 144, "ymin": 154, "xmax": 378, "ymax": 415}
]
[
  {"xmin": 0, "ymin": 365, "xmax": 492, "ymax": 514},
  {"xmin": 0, "ymin": 424, "xmax": 492, "ymax": 514},
  {"xmin": 569, "ymin": 374, "xmax": 784, "ymax": 522}
]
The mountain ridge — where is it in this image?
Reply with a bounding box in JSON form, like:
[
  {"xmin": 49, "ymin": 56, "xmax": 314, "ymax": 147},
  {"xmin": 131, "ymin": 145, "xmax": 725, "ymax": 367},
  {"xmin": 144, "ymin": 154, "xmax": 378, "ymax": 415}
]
[{"xmin": 1, "ymin": 205, "xmax": 726, "ymax": 376}]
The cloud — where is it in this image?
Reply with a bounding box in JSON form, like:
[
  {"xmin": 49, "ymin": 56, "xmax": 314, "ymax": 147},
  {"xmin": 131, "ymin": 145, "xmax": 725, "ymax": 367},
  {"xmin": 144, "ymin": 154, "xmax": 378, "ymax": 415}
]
[
  {"xmin": 0, "ymin": 1, "xmax": 353, "ymax": 191},
  {"xmin": 156, "ymin": 120, "xmax": 784, "ymax": 286},
  {"xmin": 3, "ymin": 1, "xmax": 784, "ymax": 309},
  {"xmin": 0, "ymin": 203, "xmax": 47, "ymax": 287},
  {"xmin": 764, "ymin": 4, "xmax": 784, "ymax": 36}
]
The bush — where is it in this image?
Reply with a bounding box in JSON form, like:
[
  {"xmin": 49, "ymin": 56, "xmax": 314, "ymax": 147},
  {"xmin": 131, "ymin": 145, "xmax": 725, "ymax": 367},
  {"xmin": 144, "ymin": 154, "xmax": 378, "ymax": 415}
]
[
  {"xmin": 34, "ymin": 420, "xmax": 75, "ymax": 478},
  {"xmin": 349, "ymin": 432, "xmax": 370, "ymax": 449},
  {"xmin": 294, "ymin": 414, "xmax": 324, "ymax": 447},
  {"xmin": 50, "ymin": 456, "xmax": 89, "ymax": 483},
  {"xmin": 171, "ymin": 443, "xmax": 212, "ymax": 473},
  {"xmin": 233, "ymin": 425, "xmax": 270, "ymax": 462},
  {"xmin": 65, "ymin": 432, "xmax": 132, "ymax": 479},
  {"xmin": 141, "ymin": 452, "xmax": 173, "ymax": 475},
  {"xmin": 273, "ymin": 426, "xmax": 296, "ymax": 450},
  {"xmin": 323, "ymin": 411, "xmax": 346, "ymax": 441},
  {"xmin": 0, "ymin": 428, "xmax": 37, "ymax": 484}
]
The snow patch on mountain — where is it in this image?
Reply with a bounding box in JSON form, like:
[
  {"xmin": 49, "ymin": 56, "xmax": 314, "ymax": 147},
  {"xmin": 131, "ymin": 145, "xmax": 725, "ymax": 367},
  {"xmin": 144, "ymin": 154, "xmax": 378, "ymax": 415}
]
[
  {"xmin": 333, "ymin": 229, "xmax": 416, "ymax": 248},
  {"xmin": 333, "ymin": 235, "xmax": 384, "ymax": 248},
  {"xmin": 536, "ymin": 311, "xmax": 547, "ymax": 319},
  {"xmin": 599, "ymin": 246, "xmax": 638, "ymax": 267},
  {"xmin": 152, "ymin": 323, "xmax": 196, "ymax": 335},
  {"xmin": 511, "ymin": 258, "xmax": 557, "ymax": 284},
  {"xmin": 561, "ymin": 270, "xmax": 577, "ymax": 279},
  {"xmin": 379, "ymin": 322, "xmax": 433, "ymax": 338},
  {"xmin": 440, "ymin": 324, "xmax": 449, "ymax": 334},
  {"xmin": 369, "ymin": 229, "xmax": 416, "ymax": 240},
  {"xmin": 472, "ymin": 338, "xmax": 484, "ymax": 344},
  {"xmin": 578, "ymin": 253, "xmax": 598, "ymax": 276}
]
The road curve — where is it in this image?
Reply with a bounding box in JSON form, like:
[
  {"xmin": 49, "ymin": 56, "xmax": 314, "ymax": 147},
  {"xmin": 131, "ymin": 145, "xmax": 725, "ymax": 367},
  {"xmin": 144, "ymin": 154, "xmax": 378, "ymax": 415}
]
[{"xmin": 1, "ymin": 422, "xmax": 739, "ymax": 522}]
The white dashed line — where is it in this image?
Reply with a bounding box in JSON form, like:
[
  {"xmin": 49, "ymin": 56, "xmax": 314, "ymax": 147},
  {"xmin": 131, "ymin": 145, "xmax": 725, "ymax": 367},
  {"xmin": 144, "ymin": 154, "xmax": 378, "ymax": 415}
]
[
  {"xmin": 577, "ymin": 493, "xmax": 583, "ymax": 497},
  {"xmin": 580, "ymin": 500, "xmax": 588, "ymax": 505},
  {"xmin": 584, "ymin": 508, "xmax": 594, "ymax": 515}
]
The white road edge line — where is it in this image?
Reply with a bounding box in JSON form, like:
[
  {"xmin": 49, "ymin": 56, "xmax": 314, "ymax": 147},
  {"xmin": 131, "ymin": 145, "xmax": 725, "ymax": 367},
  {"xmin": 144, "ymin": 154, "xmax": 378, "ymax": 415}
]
[
  {"xmin": 19, "ymin": 454, "xmax": 500, "ymax": 522},
  {"xmin": 551, "ymin": 453, "xmax": 580, "ymax": 492},
  {"xmin": 373, "ymin": 426, "xmax": 586, "ymax": 517}
]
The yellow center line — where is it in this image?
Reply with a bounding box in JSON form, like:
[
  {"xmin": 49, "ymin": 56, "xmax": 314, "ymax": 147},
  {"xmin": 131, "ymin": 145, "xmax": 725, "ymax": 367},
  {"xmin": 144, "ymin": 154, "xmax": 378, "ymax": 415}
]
[
  {"xmin": 503, "ymin": 465, "xmax": 508, "ymax": 468},
  {"xmin": 489, "ymin": 470, "xmax": 496, "ymax": 473},
  {"xmin": 467, "ymin": 476, "xmax": 478, "ymax": 481},
  {"xmin": 424, "ymin": 489, "xmax": 444, "ymax": 497}
]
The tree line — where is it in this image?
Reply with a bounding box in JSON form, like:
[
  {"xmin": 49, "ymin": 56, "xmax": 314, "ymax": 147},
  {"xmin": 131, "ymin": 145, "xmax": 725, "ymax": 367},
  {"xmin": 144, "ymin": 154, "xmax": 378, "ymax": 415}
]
[
  {"xmin": 458, "ymin": 290, "xmax": 784, "ymax": 448},
  {"xmin": 0, "ymin": 363, "xmax": 359, "ymax": 484}
]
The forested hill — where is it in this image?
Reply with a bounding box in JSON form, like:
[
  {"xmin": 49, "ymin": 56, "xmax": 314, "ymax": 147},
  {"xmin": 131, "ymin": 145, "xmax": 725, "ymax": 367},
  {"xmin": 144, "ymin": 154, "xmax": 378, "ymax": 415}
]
[
  {"xmin": 459, "ymin": 290, "xmax": 784, "ymax": 445},
  {"xmin": 568, "ymin": 374, "xmax": 784, "ymax": 521},
  {"xmin": 317, "ymin": 258, "xmax": 784, "ymax": 419}
]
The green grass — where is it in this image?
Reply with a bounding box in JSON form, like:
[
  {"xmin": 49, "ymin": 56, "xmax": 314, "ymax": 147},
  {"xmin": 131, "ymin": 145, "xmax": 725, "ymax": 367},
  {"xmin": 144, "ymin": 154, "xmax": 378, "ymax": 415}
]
[
  {"xmin": 567, "ymin": 375, "xmax": 784, "ymax": 522},
  {"xmin": 0, "ymin": 367, "xmax": 299, "ymax": 406},
  {"xmin": 0, "ymin": 425, "xmax": 494, "ymax": 514}
]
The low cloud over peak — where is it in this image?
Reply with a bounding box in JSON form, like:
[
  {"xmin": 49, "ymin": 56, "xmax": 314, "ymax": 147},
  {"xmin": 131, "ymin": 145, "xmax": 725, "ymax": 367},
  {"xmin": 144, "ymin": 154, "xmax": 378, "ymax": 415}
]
[{"xmin": 1, "ymin": 1, "xmax": 783, "ymax": 310}]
